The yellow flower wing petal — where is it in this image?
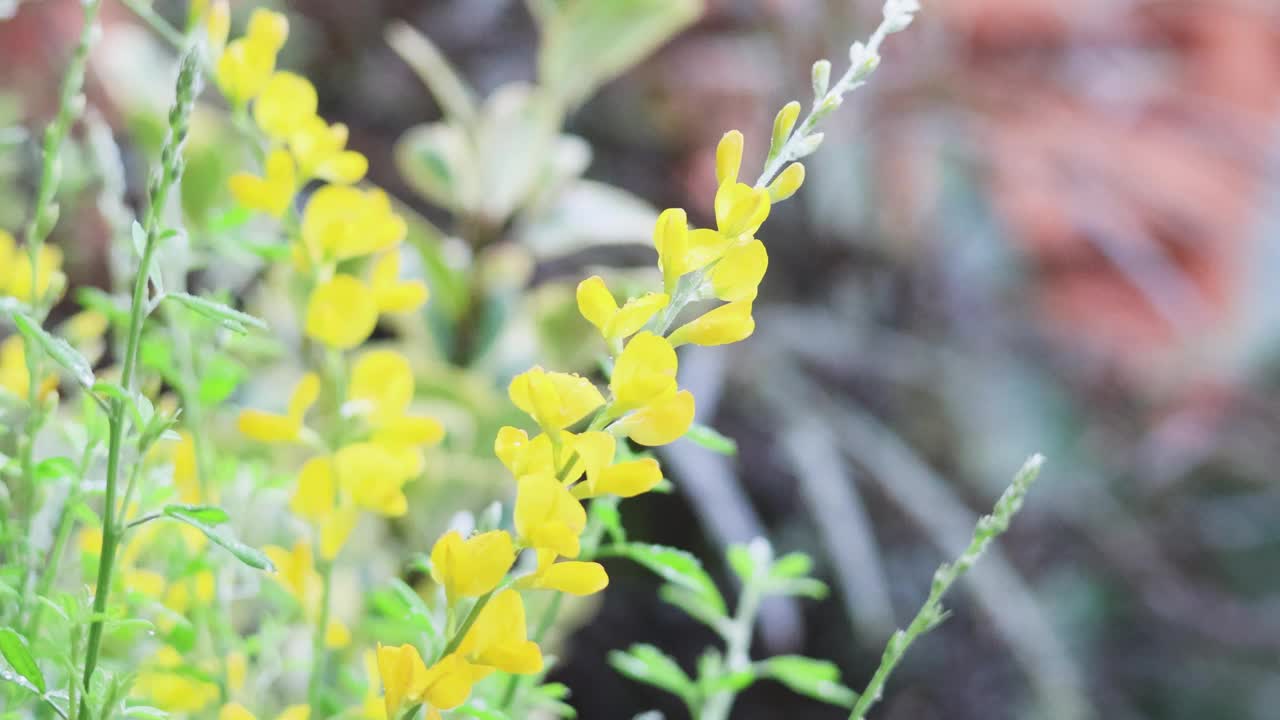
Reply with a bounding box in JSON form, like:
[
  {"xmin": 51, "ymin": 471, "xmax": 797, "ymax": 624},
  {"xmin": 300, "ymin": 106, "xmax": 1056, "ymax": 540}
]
[
  {"xmin": 667, "ymin": 300, "xmax": 755, "ymax": 348},
  {"xmin": 613, "ymin": 390, "xmax": 695, "ymax": 447},
  {"xmin": 305, "ymin": 275, "xmax": 378, "ymax": 350},
  {"xmin": 708, "ymin": 239, "xmax": 768, "ymax": 302},
  {"xmin": 575, "ymin": 275, "xmax": 617, "ymax": 333}
]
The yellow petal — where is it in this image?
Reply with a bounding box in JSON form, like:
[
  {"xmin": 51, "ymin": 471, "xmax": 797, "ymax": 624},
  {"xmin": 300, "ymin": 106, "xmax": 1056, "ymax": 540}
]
[
  {"xmin": 371, "ymin": 251, "xmax": 429, "ymax": 313},
  {"xmin": 334, "ymin": 442, "xmax": 414, "ymax": 516},
  {"xmin": 219, "ymin": 702, "xmax": 256, "ymax": 720},
  {"xmin": 714, "ymin": 182, "xmax": 770, "ymax": 239},
  {"xmin": 246, "ymin": 8, "xmax": 289, "ymax": 54},
  {"xmin": 536, "ymin": 560, "xmax": 609, "ymax": 596},
  {"xmin": 457, "ymin": 590, "xmax": 543, "ymax": 675},
  {"xmin": 377, "ymin": 643, "xmax": 429, "ymax": 719},
  {"xmin": 325, "ymin": 619, "xmax": 351, "ymax": 649},
  {"xmin": 289, "ymin": 372, "xmax": 322, "ymax": 420},
  {"xmin": 237, "ymin": 409, "xmax": 300, "ymax": 443},
  {"xmin": 668, "ymin": 300, "xmax": 755, "ymax": 348},
  {"xmin": 610, "ymin": 332, "xmax": 678, "ymax": 412},
  {"xmin": 653, "ymin": 208, "xmax": 689, "ymax": 291},
  {"xmin": 606, "ymin": 292, "xmax": 669, "ymax": 342},
  {"xmin": 253, "ymin": 72, "xmax": 317, "ymax": 140},
  {"xmin": 275, "ymin": 706, "xmax": 310, "ymax": 720},
  {"xmin": 373, "ymin": 415, "xmax": 445, "ymax": 447},
  {"xmin": 767, "ymin": 161, "xmax": 805, "ymax": 203},
  {"xmin": 319, "ymin": 504, "xmax": 357, "ymax": 560},
  {"xmin": 514, "ymin": 473, "xmax": 587, "ymax": 557},
  {"xmin": 575, "ymin": 275, "xmax": 617, "ymax": 333},
  {"xmin": 214, "ymin": 39, "xmax": 276, "ymax": 107},
  {"xmin": 508, "ymin": 367, "xmax": 604, "ymax": 432},
  {"xmin": 574, "ymin": 458, "xmax": 663, "ymax": 499},
  {"xmin": 420, "ymin": 654, "xmax": 491, "ymax": 711},
  {"xmin": 301, "ymin": 185, "xmax": 406, "ymax": 263},
  {"xmin": 305, "ymin": 275, "xmax": 378, "ymax": 350},
  {"xmin": 226, "ymin": 651, "xmax": 247, "ymax": 694},
  {"xmin": 715, "ymin": 130, "xmax": 744, "ymax": 186},
  {"xmin": 430, "ymin": 530, "xmax": 516, "ymax": 601},
  {"xmin": 291, "ymin": 456, "xmax": 335, "ymax": 520},
  {"xmin": 229, "ymin": 149, "xmax": 296, "ymax": 217},
  {"xmin": 708, "ymin": 239, "xmax": 768, "ymax": 302},
  {"xmin": 349, "ymin": 349, "xmax": 414, "ymax": 423},
  {"xmin": 613, "ymin": 390, "xmax": 695, "ymax": 447}
]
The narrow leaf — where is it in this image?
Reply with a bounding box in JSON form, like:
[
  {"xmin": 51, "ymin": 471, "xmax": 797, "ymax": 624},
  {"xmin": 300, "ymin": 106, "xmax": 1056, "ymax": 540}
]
[
  {"xmin": 162, "ymin": 504, "xmax": 229, "ymax": 526},
  {"xmin": 0, "ymin": 627, "xmax": 46, "ymax": 694},
  {"xmin": 161, "ymin": 508, "xmax": 273, "ymax": 571},
  {"xmin": 615, "ymin": 543, "xmax": 725, "ymax": 615},
  {"xmin": 166, "ymin": 292, "xmax": 267, "ymax": 334},
  {"xmin": 13, "ymin": 313, "xmax": 94, "ymax": 388},
  {"xmin": 684, "ymin": 423, "xmax": 737, "ymax": 455}
]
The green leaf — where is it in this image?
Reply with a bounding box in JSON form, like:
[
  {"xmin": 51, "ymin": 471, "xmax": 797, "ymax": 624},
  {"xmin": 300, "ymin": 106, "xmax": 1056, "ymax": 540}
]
[
  {"xmin": 395, "ymin": 122, "xmax": 474, "ymax": 213},
  {"xmin": 130, "ymin": 220, "xmax": 147, "ymax": 258},
  {"xmin": 13, "ymin": 313, "xmax": 94, "ymax": 388},
  {"xmin": 657, "ymin": 584, "xmax": 727, "ymax": 635},
  {"xmin": 165, "ymin": 292, "xmax": 267, "ymax": 334},
  {"xmin": 616, "ymin": 543, "xmax": 725, "ymax": 615},
  {"xmin": 33, "ymin": 456, "xmax": 78, "ymax": 483},
  {"xmin": 162, "ymin": 504, "xmax": 228, "ymax": 526},
  {"xmin": 386, "ymin": 578, "xmax": 442, "ymax": 645},
  {"xmin": 452, "ymin": 706, "xmax": 511, "ymax": 720},
  {"xmin": 684, "ymin": 423, "xmax": 738, "ymax": 456},
  {"xmin": 769, "ymin": 552, "xmax": 814, "ymax": 580},
  {"xmin": 765, "ymin": 656, "xmax": 858, "ymax": 708},
  {"xmin": 538, "ymin": 0, "xmax": 701, "ymax": 107},
  {"xmin": 161, "ymin": 507, "xmax": 273, "ymax": 571},
  {"xmin": 197, "ymin": 355, "xmax": 243, "ymax": 406},
  {"xmin": 608, "ymin": 644, "xmax": 694, "ymax": 701},
  {"xmin": 0, "ymin": 627, "xmax": 46, "ymax": 694},
  {"xmin": 386, "ymin": 21, "xmax": 477, "ymax": 122}
]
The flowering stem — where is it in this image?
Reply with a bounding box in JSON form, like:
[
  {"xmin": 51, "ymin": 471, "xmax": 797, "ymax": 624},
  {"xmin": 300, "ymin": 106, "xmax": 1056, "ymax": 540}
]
[
  {"xmin": 79, "ymin": 46, "xmax": 200, "ymax": 714},
  {"xmin": 439, "ymin": 589, "xmax": 496, "ymax": 659},
  {"xmin": 848, "ymin": 455, "xmax": 1044, "ymax": 720}
]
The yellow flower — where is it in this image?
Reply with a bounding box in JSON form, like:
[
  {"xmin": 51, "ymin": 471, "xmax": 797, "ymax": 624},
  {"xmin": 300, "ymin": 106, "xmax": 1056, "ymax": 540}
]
[
  {"xmin": 611, "ymin": 390, "xmax": 695, "ymax": 448},
  {"xmin": 370, "ymin": 249, "xmax": 429, "ymax": 314},
  {"xmin": 264, "ymin": 540, "xmax": 321, "ymax": 604},
  {"xmin": 170, "ymin": 431, "xmax": 202, "ymax": 504},
  {"xmin": 0, "ymin": 230, "xmax": 66, "ymax": 305},
  {"xmin": 349, "ymin": 350, "xmax": 414, "ymax": 423},
  {"xmin": 716, "ymin": 129, "xmax": 745, "ymax": 186},
  {"xmin": 508, "ymin": 367, "xmax": 604, "ymax": 433},
  {"xmin": 668, "ymin": 300, "xmax": 755, "ymax": 348},
  {"xmin": 291, "ymin": 456, "xmax": 337, "ymax": 520},
  {"xmin": 326, "ymin": 618, "xmax": 352, "ymax": 649},
  {"xmin": 494, "ymin": 426, "xmax": 557, "ymax": 480},
  {"xmin": 515, "ymin": 472, "xmax": 587, "ymax": 558},
  {"xmin": 301, "ymin": 185, "xmax": 407, "ymax": 264},
  {"xmin": 237, "ymin": 372, "xmax": 320, "ymax": 443},
  {"xmin": 289, "ymin": 115, "xmax": 368, "ymax": 184},
  {"xmin": 576, "ymin": 275, "xmax": 668, "ymax": 344},
  {"xmin": 417, "ymin": 655, "xmax": 493, "ymax": 716},
  {"xmin": 376, "ymin": 643, "xmax": 430, "ymax": 719},
  {"xmin": 456, "ymin": 589, "xmax": 543, "ymax": 675},
  {"xmin": 610, "ymin": 332, "xmax": 677, "ymax": 413},
  {"xmin": 253, "ymin": 72, "xmax": 317, "ymax": 140},
  {"xmin": 334, "ymin": 441, "xmax": 416, "ymax": 516},
  {"xmin": 767, "ymin": 161, "xmax": 806, "ymax": 203},
  {"xmin": 214, "ymin": 9, "xmax": 288, "ymax": 106},
  {"xmin": 229, "ymin": 148, "xmax": 297, "ymax": 217},
  {"xmin": 134, "ymin": 647, "xmax": 221, "ymax": 713},
  {"xmin": 518, "ymin": 549, "xmax": 608, "ymax": 596},
  {"xmin": 565, "ymin": 431, "xmax": 662, "ymax": 499},
  {"xmin": 652, "ymin": 209, "xmax": 731, "ymax": 293},
  {"xmin": 707, "ymin": 239, "xmax": 768, "ymax": 302},
  {"xmin": 305, "ymin": 274, "xmax": 379, "ymax": 350},
  {"xmin": 429, "ymin": 530, "xmax": 516, "ymax": 602},
  {"xmin": 0, "ymin": 336, "xmax": 56, "ymax": 401},
  {"xmin": 713, "ymin": 180, "xmax": 771, "ymax": 241}
]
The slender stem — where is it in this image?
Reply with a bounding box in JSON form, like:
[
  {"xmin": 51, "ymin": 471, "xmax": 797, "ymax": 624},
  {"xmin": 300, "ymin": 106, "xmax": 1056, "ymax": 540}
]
[
  {"xmin": 308, "ymin": 560, "xmax": 335, "ymax": 717},
  {"xmin": 848, "ymin": 456, "xmax": 1044, "ymax": 720},
  {"xmin": 80, "ymin": 47, "xmax": 200, "ymax": 712},
  {"xmin": 438, "ymin": 589, "xmax": 496, "ymax": 660},
  {"xmin": 698, "ymin": 579, "xmax": 763, "ymax": 720}
]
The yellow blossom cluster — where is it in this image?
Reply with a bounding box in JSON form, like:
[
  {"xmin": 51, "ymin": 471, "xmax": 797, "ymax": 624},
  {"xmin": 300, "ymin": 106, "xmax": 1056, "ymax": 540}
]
[
  {"xmin": 0, "ymin": 230, "xmax": 65, "ymax": 307},
  {"xmin": 374, "ymin": 131, "xmax": 801, "ymax": 716}
]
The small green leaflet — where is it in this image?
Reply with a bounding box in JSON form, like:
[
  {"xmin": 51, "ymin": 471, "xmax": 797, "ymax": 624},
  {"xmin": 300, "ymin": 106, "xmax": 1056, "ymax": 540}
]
[
  {"xmin": 613, "ymin": 543, "xmax": 725, "ymax": 615},
  {"xmin": 0, "ymin": 627, "xmax": 46, "ymax": 694},
  {"xmin": 766, "ymin": 655, "xmax": 858, "ymax": 708},
  {"xmin": 683, "ymin": 423, "xmax": 737, "ymax": 455},
  {"xmin": 166, "ymin": 292, "xmax": 268, "ymax": 335},
  {"xmin": 608, "ymin": 644, "xmax": 694, "ymax": 701},
  {"xmin": 162, "ymin": 504, "xmax": 229, "ymax": 525},
  {"xmin": 162, "ymin": 506, "xmax": 273, "ymax": 571},
  {"xmin": 12, "ymin": 313, "xmax": 94, "ymax": 388}
]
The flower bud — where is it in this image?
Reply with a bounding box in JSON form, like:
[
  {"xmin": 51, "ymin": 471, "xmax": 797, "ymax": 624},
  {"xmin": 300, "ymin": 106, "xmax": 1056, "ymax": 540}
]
[{"xmin": 812, "ymin": 59, "xmax": 831, "ymax": 98}]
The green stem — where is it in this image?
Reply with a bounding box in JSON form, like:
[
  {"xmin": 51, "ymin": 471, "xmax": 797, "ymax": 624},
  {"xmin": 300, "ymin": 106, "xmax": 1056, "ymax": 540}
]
[
  {"xmin": 848, "ymin": 456, "xmax": 1044, "ymax": 720},
  {"xmin": 438, "ymin": 589, "xmax": 496, "ymax": 660},
  {"xmin": 698, "ymin": 578, "xmax": 763, "ymax": 720},
  {"xmin": 79, "ymin": 46, "xmax": 200, "ymax": 713},
  {"xmin": 308, "ymin": 560, "xmax": 334, "ymax": 717}
]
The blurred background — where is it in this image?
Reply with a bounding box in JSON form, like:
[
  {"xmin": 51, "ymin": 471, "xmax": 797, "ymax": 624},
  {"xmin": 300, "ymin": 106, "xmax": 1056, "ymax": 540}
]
[{"xmin": 6, "ymin": 0, "xmax": 1280, "ymax": 718}]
